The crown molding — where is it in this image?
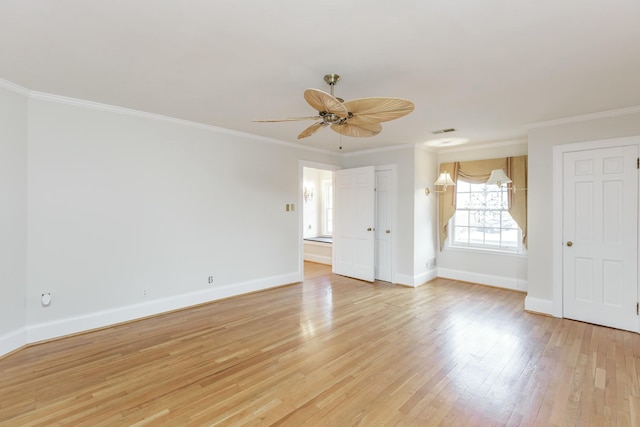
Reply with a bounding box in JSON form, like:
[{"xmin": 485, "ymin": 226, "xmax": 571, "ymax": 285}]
[
  {"xmin": 527, "ymin": 105, "xmax": 640, "ymax": 129},
  {"xmin": 435, "ymin": 138, "xmax": 528, "ymax": 154},
  {"xmin": 27, "ymin": 90, "xmax": 336, "ymax": 155},
  {"xmin": 0, "ymin": 78, "xmax": 30, "ymax": 96},
  {"xmin": 340, "ymin": 141, "xmax": 415, "ymax": 158}
]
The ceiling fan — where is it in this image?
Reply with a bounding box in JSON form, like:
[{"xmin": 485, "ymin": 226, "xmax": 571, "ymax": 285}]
[{"xmin": 253, "ymin": 74, "xmax": 415, "ymax": 140}]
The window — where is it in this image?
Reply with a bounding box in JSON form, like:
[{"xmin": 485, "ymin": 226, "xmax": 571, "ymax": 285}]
[
  {"xmin": 322, "ymin": 179, "xmax": 333, "ymax": 236},
  {"xmin": 450, "ymin": 179, "xmax": 521, "ymax": 251}
]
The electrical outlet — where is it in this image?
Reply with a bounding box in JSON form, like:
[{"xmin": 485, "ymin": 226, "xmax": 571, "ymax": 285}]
[
  {"xmin": 41, "ymin": 293, "xmax": 52, "ymax": 307},
  {"xmin": 142, "ymin": 289, "xmax": 149, "ymax": 298},
  {"xmin": 208, "ymin": 276, "xmax": 214, "ymax": 284}
]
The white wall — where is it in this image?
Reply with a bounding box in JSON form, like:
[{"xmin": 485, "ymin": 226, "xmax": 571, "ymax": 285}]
[
  {"xmin": 0, "ymin": 85, "xmax": 28, "ymax": 355},
  {"xmin": 527, "ymin": 110, "xmax": 640, "ymax": 313},
  {"xmin": 3, "ymin": 90, "xmax": 339, "ymax": 347},
  {"xmin": 414, "ymin": 146, "xmax": 438, "ymax": 282},
  {"xmin": 436, "ymin": 141, "xmax": 528, "ymax": 291}
]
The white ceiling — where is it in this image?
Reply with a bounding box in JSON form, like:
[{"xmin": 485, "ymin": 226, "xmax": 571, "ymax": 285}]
[{"xmin": 1, "ymin": 1, "xmax": 639, "ymax": 153}]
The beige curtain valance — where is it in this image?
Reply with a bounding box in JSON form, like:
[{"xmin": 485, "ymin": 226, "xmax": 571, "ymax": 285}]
[{"xmin": 438, "ymin": 156, "xmax": 527, "ymax": 250}]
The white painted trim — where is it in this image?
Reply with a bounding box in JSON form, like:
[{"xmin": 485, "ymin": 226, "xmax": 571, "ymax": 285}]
[
  {"xmin": 432, "ymin": 139, "xmax": 528, "ymax": 154},
  {"xmin": 341, "ymin": 142, "xmax": 414, "ymax": 157},
  {"xmin": 552, "ymin": 135, "xmax": 640, "ymax": 318},
  {"xmin": 527, "ymin": 105, "xmax": 640, "ymax": 129},
  {"xmin": 524, "ymin": 296, "xmax": 553, "ymax": 315},
  {"xmin": 0, "ymin": 327, "xmax": 27, "ymax": 358},
  {"xmin": 394, "ymin": 268, "xmax": 438, "ymax": 287},
  {"xmin": 0, "ymin": 78, "xmax": 30, "ymax": 96},
  {"xmin": 25, "ymin": 272, "xmax": 299, "ymax": 345},
  {"xmin": 437, "ymin": 268, "xmax": 528, "ymax": 292},
  {"xmin": 393, "ymin": 273, "xmax": 415, "ymax": 287}
]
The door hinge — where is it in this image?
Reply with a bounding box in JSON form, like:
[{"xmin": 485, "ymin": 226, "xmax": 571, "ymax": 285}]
[
  {"xmin": 637, "ymin": 157, "xmax": 639, "ymax": 169},
  {"xmin": 637, "ymin": 302, "xmax": 639, "ymax": 315}
]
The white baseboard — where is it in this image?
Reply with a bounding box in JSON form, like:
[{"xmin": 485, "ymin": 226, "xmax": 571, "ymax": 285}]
[
  {"xmin": 0, "ymin": 327, "xmax": 27, "ymax": 358},
  {"xmin": 524, "ymin": 296, "xmax": 553, "ymax": 316},
  {"xmin": 394, "ymin": 268, "xmax": 438, "ymax": 287},
  {"xmin": 303, "ymin": 254, "xmax": 332, "ymax": 265},
  {"xmin": 26, "ymin": 272, "xmax": 300, "ymax": 345},
  {"xmin": 436, "ymin": 268, "xmax": 528, "ymax": 292}
]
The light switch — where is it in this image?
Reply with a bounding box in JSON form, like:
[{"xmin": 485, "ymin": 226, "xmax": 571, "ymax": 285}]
[{"xmin": 285, "ymin": 204, "xmax": 290, "ymax": 211}]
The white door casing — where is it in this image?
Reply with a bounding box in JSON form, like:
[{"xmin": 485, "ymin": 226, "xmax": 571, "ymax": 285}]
[
  {"xmin": 333, "ymin": 166, "xmax": 375, "ymax": 282},
  {"xmin": 562, "ymin": 145, "xmax": 638, "ymax": 332}
]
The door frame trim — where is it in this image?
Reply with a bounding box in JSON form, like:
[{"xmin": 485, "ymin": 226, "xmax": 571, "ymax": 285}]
[{"xmin": 552, "ymin": 135, "xmax": 640, "ymax": 318}]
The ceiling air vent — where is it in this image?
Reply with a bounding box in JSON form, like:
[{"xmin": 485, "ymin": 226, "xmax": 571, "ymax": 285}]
[{"xmin": 432, "ymin": 128, "xmax": 456, "ymax": 134}]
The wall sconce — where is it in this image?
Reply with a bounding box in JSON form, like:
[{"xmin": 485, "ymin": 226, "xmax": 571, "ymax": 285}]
[
  {"xmin": 303, "ymin": 186, "xmax": 314, "ymax": 203},
  {"xmin": 486, "ymin": 169, "xmax": 512, "ymax": 187},
  {"xmin": 486, "ymin": 169, "xmax": 526, "ymax": 192},
  {"xmin": 425, "ymin": 172, "xmax": 456, "ymax": 196}
]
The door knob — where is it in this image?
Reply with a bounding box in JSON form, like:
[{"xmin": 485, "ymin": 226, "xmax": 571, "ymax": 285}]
[
  {"xmin": 386, "ymin": 230, "xmax": 391, "ymax": 234},
  {"xmin": 566, "ymin": 241, "xmax": 573, "ymax": 247},
  {"xmin": 367, "ymin": 228, "xmax": 372, "ymax": 231}
]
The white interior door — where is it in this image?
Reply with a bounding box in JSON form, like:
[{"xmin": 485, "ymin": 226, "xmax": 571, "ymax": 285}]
[
  {"xmin": 562, "ymin": 145, "xmax": 638, "ymax": 332},
  {"xmin": 375, "ymin": 168, "xmax": 393, "ymax": 282},
  {"xmin": 333, "ymin": 166, "xmax": 375, "ymax": 282}
]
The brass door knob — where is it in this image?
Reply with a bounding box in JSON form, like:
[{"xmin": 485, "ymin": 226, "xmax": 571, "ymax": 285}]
[
  {"xmin": 386, "ymin": 230, "xmax": 391, "ymax": 234},
  {"xmin": 567, "ymin": 241, "xmax": 573, "ymax": 247},
  {"xmin": 367, "ymin": 228, "xmax": 372, "ymax": 231}
]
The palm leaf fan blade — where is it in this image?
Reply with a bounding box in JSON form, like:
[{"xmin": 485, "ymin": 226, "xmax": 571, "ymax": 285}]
[
  {"xmin": 343, "ymin": 97, "xmax": 415, "ymax": 122},
  {"xmin": 331, "ymin": 121, "xmax": 382, "ymax": 138},
  {"xmin": 304, "ymin": 89, "xmax": 348, "ymax": 117},
  {"xmin": 298, "ymin": 122, "xmax": 327, "ymax": 139}
]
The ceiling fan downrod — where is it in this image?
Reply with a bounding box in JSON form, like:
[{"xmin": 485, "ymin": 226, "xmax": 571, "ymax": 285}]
[{"xmin": 324, "ymin": 73, "xmax": 344, "ymax": 102}]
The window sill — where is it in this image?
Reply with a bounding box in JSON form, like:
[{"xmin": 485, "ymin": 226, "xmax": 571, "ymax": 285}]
[{"xmin": 445, "ymin": 244, "xmax": 527, "ymax": 257}]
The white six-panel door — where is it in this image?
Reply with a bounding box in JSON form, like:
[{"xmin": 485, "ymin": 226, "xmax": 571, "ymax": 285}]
[
  {"xmin": 562, "ymin": 145, "xmax": 638, "ymax": 332},
  {"xmin": 333, "ymin": 166, "xmax": 375, "ymax": 282}
]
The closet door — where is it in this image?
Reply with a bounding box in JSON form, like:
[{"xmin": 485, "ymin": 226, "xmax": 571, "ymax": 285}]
[
  {"xmin": 562, "ymin": 145, "xmax": 638, "ymax": 332},
  {"xmin": 333, "ymin": 166, "xmax": 375, "ymax": 282}
]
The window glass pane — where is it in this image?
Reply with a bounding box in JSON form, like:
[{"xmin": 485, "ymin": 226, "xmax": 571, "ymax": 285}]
[
  {"xmin": 453, "ymin": 227, "xmax": 469, "ymax": 244},
  {"xmin": 453, "ymin": 210, "xmax": 469, "ymax": 226},
  {"xmin": 456, "ymin": 180, "xmax": 470, "ymax": 191},
  {"xmin": 469, "ymin": 211, "xmax": 484, "ymax": 227},
  {"xmin": 485, "ymin": 191, "xmax": 503, "ymax": 209},
  {"xmin": 468, "ymin": 192, "xmax": 487, "ymax": 209},
  {"xmin": 502, "ymin": 215, "xmax": 517, "ymax": 229},
  {"xmin": 501, "ymin": 229, "xmax": 518, "ymax": 246},
  {"xmin": 449, "ymin": 178, "xmax": 522, "ymax": 252},
  {"xmin": 469, "ymin": 182, "xmax": 484, "ymax": 192},
  {"xmin": 456, "ymin": 192, "xmax": 471, "ymax": 209},
  {"xmin": 484, "ymin": 231, "xmax": 501, "ymax": 246},
  {"xmin": 469, "ymin": 228, "xmax": 484, "ymax": 245}
]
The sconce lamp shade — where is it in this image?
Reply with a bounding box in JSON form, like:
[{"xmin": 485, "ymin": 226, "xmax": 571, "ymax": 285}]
[
  {"xmin": 486, "ymin": 169, "xmax": 512, "ymax": 187},
  {"xmin": 434, "ymin": 172, "xmax": 455, "ymax": 190}
]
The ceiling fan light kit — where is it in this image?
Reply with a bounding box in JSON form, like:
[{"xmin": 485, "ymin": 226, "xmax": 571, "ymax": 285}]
[{"xmin": 254, "ymin": 74, "xmax": 415, "ymax": 141}]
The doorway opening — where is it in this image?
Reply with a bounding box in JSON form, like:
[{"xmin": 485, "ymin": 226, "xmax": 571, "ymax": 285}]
[{"xmin": 302, "ymin": 166, "xmax": 334, "ymax": 267}]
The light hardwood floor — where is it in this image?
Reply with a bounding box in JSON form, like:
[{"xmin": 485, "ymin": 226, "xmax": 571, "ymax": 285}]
[{"xmin": 1, "ymin": 262, "xmax": 640, "ymax": 426}]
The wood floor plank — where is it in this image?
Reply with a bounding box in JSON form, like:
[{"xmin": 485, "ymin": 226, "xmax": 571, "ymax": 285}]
[{"xmin": 1, "ymin": 262, "xmax": 640, "ymax": 426}]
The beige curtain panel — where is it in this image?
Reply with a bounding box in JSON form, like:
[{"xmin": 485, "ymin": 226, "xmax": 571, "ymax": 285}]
[{"xmin": 438, "ymin": 156, "xmax": 527, "ymax": 250}]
